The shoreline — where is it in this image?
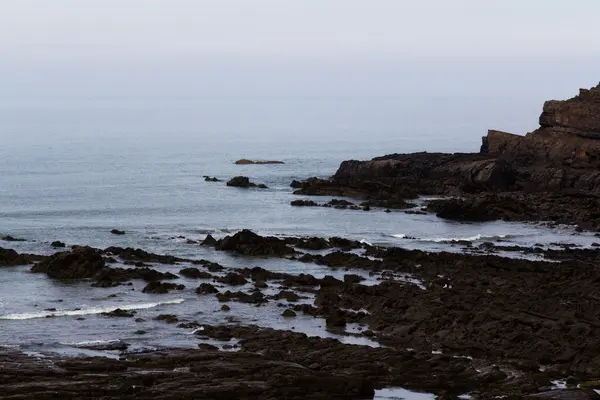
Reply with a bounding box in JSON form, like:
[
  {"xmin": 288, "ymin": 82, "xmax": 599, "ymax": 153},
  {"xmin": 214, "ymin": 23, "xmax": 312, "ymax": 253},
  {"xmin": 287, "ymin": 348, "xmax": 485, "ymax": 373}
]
[{"xmin": 3, "ymin": 229, "xmax": 600, "ymax": 398}]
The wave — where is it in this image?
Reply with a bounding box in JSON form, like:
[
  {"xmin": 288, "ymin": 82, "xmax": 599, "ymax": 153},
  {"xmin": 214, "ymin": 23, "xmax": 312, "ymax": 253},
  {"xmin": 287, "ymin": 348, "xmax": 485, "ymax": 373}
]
[
  {"xmin": 0, "ymin": 298, "xmax": 185, "ymax": 321},
  {"xmin": 429, "ymin": 234, "xmax": 510, "ymax": 243},
  {"xmin": 61, "ymin": 339, "xmax": 121, "ymax": 347}
]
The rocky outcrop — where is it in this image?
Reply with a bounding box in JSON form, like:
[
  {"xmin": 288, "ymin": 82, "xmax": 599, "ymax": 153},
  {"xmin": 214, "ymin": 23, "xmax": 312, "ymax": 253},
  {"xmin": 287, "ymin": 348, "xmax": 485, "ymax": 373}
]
[
  {"xmin": 31, "ymin": 246, "xmax": 105, "ymax": 279},
  {"xmin": 210, "ymin": 229, "xmax": 295, "ymax": 257},
  {"xmin": 226, "ymin": 176, "xmax": 268, "ymax": 189},
  {"xmin": 235, "ymin": 159, "xmax": 284, "ymax": 165},
  {"xmin": 0, "ymin": 248, "xmax": 35, "ymax": 266},
  {"xmin": 294, "ymin": 83, "xmax": 600, "ymax": 227}
]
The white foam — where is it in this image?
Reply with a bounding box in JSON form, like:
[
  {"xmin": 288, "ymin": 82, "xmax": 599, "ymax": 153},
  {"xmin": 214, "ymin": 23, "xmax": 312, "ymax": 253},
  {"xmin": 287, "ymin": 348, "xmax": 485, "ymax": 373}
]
[
  {"xmin": 391, "ymin": 234, "xmax": 409, "ymax": 239},
  {"xmin": 429, "ymin": 234, "xmax": 508, "ymax": 243},
  {"xmin": 0, "ymin": 298, "xmax": 185, "ymax": 320},
  {"xmin": 61, "ymin": 339, "xmax": 121, "ymax": 346}
]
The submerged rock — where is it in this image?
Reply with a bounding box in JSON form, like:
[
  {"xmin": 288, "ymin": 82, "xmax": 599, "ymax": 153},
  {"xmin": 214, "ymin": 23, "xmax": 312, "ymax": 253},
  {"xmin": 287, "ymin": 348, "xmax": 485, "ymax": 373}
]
[{"xmin": 1, "ymin": 235, "xmax": 26, "ymax": 242}]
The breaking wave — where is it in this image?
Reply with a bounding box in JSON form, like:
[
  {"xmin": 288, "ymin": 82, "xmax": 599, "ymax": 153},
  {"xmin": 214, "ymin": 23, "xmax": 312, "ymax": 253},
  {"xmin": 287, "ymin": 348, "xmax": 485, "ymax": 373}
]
[{"xmin": 0, "ymin": 298, "xmax": 185, "ymax": 321}]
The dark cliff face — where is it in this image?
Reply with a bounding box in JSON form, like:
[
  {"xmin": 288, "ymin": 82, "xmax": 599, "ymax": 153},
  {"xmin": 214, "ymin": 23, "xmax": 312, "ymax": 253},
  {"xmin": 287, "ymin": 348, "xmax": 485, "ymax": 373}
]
[
  {"xmin": 297, "ymin": 82, "xmax": 600, "ymax": 197},
  {"xmin": 486, "ymin": 82, "xmax": 600, "ymax": 165}
]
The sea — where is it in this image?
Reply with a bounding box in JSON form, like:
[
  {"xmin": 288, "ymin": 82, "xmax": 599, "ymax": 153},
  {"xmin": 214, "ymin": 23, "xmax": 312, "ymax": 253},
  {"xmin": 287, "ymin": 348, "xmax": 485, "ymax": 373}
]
[{"xmin": 0, "ymin": 101, "xmax": 596, "ymax": 367}]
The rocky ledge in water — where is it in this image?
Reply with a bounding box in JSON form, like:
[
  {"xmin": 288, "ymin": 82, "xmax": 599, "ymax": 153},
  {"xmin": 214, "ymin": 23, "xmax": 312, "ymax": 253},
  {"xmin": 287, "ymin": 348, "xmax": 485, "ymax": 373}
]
[
  {"xmin": 235, "ymin": 159, "xmax": 285, "ymax": 165},
  {"xmin": 226, "ymin": 176, "xmax": 268, "ymax": 189},
  {"xmin": 293, "ymin": 83, "xmax": 600, "ymax": 229}
]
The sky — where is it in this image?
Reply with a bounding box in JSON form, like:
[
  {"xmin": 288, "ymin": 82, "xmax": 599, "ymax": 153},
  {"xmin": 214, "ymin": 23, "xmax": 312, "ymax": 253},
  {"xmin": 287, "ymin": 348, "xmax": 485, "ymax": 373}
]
[{"xmin": 0, "ymin": 0, "xmax": 599, "ymax": 144}]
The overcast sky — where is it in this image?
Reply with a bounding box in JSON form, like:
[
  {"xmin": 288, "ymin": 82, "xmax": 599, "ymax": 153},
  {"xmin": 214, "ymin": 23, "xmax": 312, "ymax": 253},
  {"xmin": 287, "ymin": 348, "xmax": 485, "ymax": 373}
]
[{"xmin": 1, "ymin": 1, "xmax": 599, "ymax": 142}]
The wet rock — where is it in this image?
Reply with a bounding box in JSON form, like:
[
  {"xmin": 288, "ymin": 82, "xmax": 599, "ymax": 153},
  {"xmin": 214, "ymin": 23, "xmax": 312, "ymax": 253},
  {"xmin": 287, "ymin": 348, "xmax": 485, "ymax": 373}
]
[
  {"xmin": 142, "ymin": 281, "xmax": 185, "ymax": 294},
  {"xmin": 293, "ymin": 236, "xmax": 330, "ymax": 250},
  {"xmin": 320, "ymin": 275, "xmax": 345, "ymax": 288},
  {"xmin": 102, "ymin": 308, "xmax": 136, "ymax": 318},
  {"xmin": 221, "ymin": 305, "xmax": 231, "ymax": 312},
  {"xmin": 274, "ymin": 290, "xmax": 300, "ymax": 302},
  {"xmin": 134, "ymin": 330, "xmax": 147, "ymax": 335},
  {"xmin": 216, "ymin": 272, "xmax": 248, "ymax": 286},
  {"xmin": 110, "ymin": 229, "xmax": 126, "ymax": 235},
  {"xmin": 282, "ymin": 273, "xmax": 320, "ymax": 287},
  {"xmin": 527, "ymin": 390, "xmax": 600, "ymax": 399},
  {"xmin": 290, "ymin": 199, "xmax": 319, "ymax": 207},
  {"xmin": 282, "ymin": 309, "xmax": 297, "ymax": 317},
  {"xmin": 226, "ymin": 176, "xmax": 267, "ymax": 188},
  {"xmin": 216, "ymin": 290, "xmax": 267, "ymax": 304},
  {"xmin": 1, "ymin": 235, "xmax": 26, "ymax": 242},
  {"xmin": 50, "ymin": 241, "xmax": 66, "ymax": 248},
  {"xmin": 153, "ymin": 314, "xmax": 179, "ymax": 324},
  {"xmin": 203, "ymin": 176, "xmax": 221, "ymax": 182},
  {"xmin": 31, "ymin": 246, "xmax": 105, "ymax": 279},
  {"xmin": 328, "ymin": 237, "xmax": 362, "ymax": 250},
  {"xmin": 254, "ymin": 280, "xmax": 268, "ymax": 289},
  {"xmin": 201, "ymin": 234, "xmax": 218, "ymax": 246},
  {"xmin": 197, "ymin": 343, "xmax": 219, "ymax": 351},
  {"xmin": 344, "ymin": 274, "xmax": 365, "ymax": 284},
  {"xmin": 235, "ymin": 159, "xmax": 284, "ymax": 165},
  {"xmin": 92, "ymin": 267, "xmax": 178, "ymax": 287},
  {"xmin": 179, "ymin": 267, "xmax": 213, "ymax": 279},
  {"xmin": 0, "ymin": 248, "xmax": 34, "ymax": 266},
  {"xmin": 196, "ymin": 283, "xmax": 219, "ymax": 295},
  {"xmin": 104, "ymin": 246, "xmax": 183, "ymax": 264},
  {"xmin": 214, "ymin": 229, "xmax": 294, "ymax": 257}
]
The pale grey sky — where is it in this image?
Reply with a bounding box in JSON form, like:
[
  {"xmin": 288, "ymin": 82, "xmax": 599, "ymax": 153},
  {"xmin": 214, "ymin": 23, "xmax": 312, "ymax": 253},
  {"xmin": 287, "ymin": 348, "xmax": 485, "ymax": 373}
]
[
  {"xmin": 2, "ymin": 0, "xmax": 599, "ymax": 61},
  {"xmin": 0, "ymin": 1, "xmax": 599, "ymax": 143}
]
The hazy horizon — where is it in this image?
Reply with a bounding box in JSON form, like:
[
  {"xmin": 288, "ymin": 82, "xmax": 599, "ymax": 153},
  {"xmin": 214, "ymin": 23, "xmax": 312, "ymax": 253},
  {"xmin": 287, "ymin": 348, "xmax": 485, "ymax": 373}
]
[{"xmin": 1, "ymin": 1, "xmax": 599, "ymax": 147}]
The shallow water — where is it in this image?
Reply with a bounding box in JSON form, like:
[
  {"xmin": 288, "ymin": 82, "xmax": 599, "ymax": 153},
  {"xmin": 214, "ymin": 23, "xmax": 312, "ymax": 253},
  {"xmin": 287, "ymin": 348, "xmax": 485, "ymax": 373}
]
[{"xmin": 0, "ymin": 133, "xmax": 594, "ymax": 351}]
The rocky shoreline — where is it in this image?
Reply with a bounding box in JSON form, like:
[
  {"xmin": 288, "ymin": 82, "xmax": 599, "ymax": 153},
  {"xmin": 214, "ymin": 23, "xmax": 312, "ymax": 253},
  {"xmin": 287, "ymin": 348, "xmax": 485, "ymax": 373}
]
[
  {"xmin": 2, "ymin": 227, "xmax": 600, "ymax": 399},
  {"xmin": 293, "ymin": 83, "xmax": 600, "ymax": 230},
  {"xmin": 3, "ymin": 84, "xmax": 600, "ymax": 399}
]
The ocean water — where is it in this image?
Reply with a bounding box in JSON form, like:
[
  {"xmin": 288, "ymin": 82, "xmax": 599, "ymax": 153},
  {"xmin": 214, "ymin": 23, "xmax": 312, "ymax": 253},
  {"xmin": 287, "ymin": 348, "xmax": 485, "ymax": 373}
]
[{"xmin": 0, "ymin": 107, "xmax": 596, "ymax": 354}]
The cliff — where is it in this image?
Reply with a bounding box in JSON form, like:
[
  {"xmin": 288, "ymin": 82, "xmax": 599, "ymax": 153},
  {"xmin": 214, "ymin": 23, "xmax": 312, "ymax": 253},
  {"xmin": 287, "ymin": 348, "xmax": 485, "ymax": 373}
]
[
  {"xmin": 293, "ymin": 82, "xmax": 600, "ymax": 227},
  {"xmin": 483, "ymin": 83, "xmax": 600, "ymax": 165}
]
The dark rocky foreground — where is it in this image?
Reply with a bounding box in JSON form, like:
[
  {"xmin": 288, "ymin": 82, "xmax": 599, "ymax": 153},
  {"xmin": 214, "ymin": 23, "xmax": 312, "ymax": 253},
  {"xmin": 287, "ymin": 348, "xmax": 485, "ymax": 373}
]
[
  {"xmin": 4, "ymin": 229, "xmax": 600, "ymax": 398},
  {"xmin": 293, "ymin": 83, "xmax": 600, "ymax": 230}
]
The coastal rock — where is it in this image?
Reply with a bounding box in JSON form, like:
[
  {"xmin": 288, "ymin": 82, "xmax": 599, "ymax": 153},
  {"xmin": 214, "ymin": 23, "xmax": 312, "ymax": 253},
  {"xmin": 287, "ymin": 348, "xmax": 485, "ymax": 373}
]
[
  {"xmin": 292, "ymin": 83, "xmax": 600, "ymax": 227},
  {"xmin": 179, "ymin": 267, "xmax": 213, "ymax": 279},
  {"xmin": 203, "ymin": 176, "xmax": 221, "ymax": 182},
  {"xmin": 50, "ymin": 241, "xmax": 66, "ymax": 248},
  {"xmin": 226, "ymin": 176, "xmax": 268, "ymax": 189},
  {"xmin": 92, "ymin": 267, "xmax": 178, "ymax": 287},
  {"xmin": 213, "ymin": 229, "xmax": 294, "ymax": 257},
  {"xmin": 103, "ymin": 246, "xmax": 182, "ymax": 264},
  {"xmin": 110, "ymin": 229, "xmax": 126, "ymax": 235},
  {"xmin": 235, "ymin": 159, "xmax": 284, "ymax": 165},
  {"xmin": 31, "ymin": 246, "xmax": 105, "ymax": 279},
  {"xmin": 102, "ymin": 308, "xmax": 135, "ymax": 318},
  {"xmin": 1, "ymin": 235, "xmax": 26, "ymax": 242},
  {"xmin": 0, "ymin": 248, "xmax": 34, "ymax": 266},
  {"xmin": 142, "ymin": 281, "xmax": 185, "ymax": 294},
  {"xmin": 290, "ymin": 199, "xmax": 318, "ymax": 207},
  {"xmin": 196, "ymin": 283, "xmax": 219, "ymax": 295}
]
